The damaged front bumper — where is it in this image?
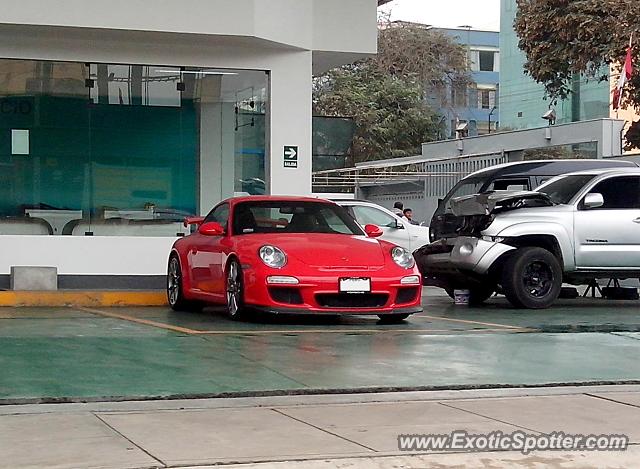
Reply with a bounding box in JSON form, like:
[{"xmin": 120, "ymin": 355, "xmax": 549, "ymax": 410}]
[{"xmin": 415, "ymin": 236, "xmax": 516, "ymax": 287}]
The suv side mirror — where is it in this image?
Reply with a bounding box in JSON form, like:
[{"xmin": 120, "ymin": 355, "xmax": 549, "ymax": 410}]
[
  {"xmin": 583, "ymin": 193, "xmax": 604, "ymax": 209},
  {"xmin": 198, "ymin": 221, "xmax": 225, "ymax": 236}
]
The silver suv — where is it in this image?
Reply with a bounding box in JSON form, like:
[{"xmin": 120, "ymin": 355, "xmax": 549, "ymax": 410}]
[{"xmin": 416, "ymin": 168, "xmax": 640, "ymax": 309}]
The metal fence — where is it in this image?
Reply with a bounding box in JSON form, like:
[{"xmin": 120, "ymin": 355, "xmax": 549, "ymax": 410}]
[{"xmin": 312, "ymin": 151, "xmax": 507, "ymax": 224}]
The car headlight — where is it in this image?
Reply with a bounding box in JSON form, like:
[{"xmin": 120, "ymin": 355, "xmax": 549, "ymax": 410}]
[
  {"xmin": 391, "ymin": 246, "xmax": 415, "ymax": 269},
  {"xmin": 259, "ymin": 245, "xmax": 287, "ymax": 268}
]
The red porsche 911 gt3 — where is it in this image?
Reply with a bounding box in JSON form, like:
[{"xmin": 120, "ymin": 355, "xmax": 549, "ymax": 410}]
[{"xmin": 167, "ymin": 196, "xmax": 423, "ymax": 322}]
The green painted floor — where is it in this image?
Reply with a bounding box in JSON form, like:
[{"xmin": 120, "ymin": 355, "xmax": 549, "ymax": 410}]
[{"xmin": 1, "ymin": 290, "xmax": 640, "ymax": 402}]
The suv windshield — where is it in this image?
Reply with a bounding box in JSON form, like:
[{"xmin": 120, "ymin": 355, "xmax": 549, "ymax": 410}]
[
  {"xmin": 232, "ymin": 201, "xmax": 364, "ymax": 235},
  {"xmin": 535, "ymin": 174, "xmax": 597, "ymax": 204}
]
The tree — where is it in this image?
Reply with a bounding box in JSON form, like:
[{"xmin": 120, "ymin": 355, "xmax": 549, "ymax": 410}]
[
  {"xmin": 514, "ymin": 0, "xmax": 640, "ymax": 148},
  {"xmin": 313, "ymin": 22, "xmax": 469, "ymax": 163}
]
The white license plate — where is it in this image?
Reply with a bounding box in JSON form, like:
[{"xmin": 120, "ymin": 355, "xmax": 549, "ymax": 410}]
[{"xmin": 339, "ymin": 277, "xmax": 371, "ymax": 293}]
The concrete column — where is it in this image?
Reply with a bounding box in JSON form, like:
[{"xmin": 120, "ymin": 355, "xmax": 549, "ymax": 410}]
[
  {"xmin": 267, "ymin": 51, "xmax": 312, "ymax": 195},
  {"xmin": 198, "ymin": 76, "xmax": 235, "ymax": 214}
]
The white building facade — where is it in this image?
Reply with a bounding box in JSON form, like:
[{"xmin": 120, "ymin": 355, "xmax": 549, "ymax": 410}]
[{"xmin": 0, "ymin": 0, "xmax": 378, "ymax": 288}]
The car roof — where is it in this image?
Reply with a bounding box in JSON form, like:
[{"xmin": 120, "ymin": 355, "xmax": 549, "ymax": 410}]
[
  {"xmin": 466, "ymin": 159, "xmax": 638, "ymax": 179},
  {"xmin": 225, "ymin": 195, "xmax": 334, "ymax": 205},
  {"xmin": 332, "ymin": 199, "xmax": 378, "ymax": 204},
  {"xmin": 545, "ymin": 167, "xmax": 640, "ymax": 178}
]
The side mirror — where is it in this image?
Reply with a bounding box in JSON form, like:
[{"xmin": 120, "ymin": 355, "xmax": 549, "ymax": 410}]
[
  {"xmin": 198, "ymin": 221, "xmax": 225, "ymax": 236},
  {"xmin": 184, "ymin": 216, "xmax": 204, "ymax": 227},
  {"xmin": 583, "ymin": 193, "xmax": 604, "ymax": 210},
  {"xmin": 364, "ymin": 224, "xmax": 384, "ymax": 238}
]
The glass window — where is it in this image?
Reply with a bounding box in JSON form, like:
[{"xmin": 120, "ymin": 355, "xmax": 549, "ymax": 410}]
[
  {"xmin": 478, "ymin": 88, "xmax": 497, "ymax": 109},
  {"xmin": 536, "ymin": 175, "xmax": 598, "ymax": 205},
  {"xmin": 584, "ymin": 177, "xmax": 640, "ymax": 210},
  {"xmin": 490, "ymin": 179, "xmax": 530, "ymax": 191},
  {"xmin": 479, "ymin": 51, "xmax": 496, "ymax": 72},
  {"xmin": 232, "ymin": 201, "xmax": 363, "ymax": 235},
  {"xmin": 0, "ymin": 59, "xmax": 268, "ymax": 236},
  {"xmin": 439, "ymin": 178, "xmax": 485, "ymax": 214},
  {"xmin": 204, "ymin": 203, "xmax": 229, "ymax": 228},
  {"xmin": 351, "ymin": 205, "xmax": 397, "ymax": 228}
]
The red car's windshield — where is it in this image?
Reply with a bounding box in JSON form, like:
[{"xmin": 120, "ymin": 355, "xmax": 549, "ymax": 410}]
[{"xmin": 232, "ymin": 201, "xmax": 364, "ymax": 236}]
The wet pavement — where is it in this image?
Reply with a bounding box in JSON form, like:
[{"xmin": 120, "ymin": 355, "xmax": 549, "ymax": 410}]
[{"xmin": 1, "ymin": 288, "xmax": 640, "ymax": 402}]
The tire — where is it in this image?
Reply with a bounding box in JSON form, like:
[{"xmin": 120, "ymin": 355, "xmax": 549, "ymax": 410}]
[
  {"xmin": 501, "ymin": 247, "xmax": 562, "ymax": 309},
  {"xmin": 225, "ymin": 259, "xmax": 247, "ymax": 320},
  {"xmin": 445, "ymin": 286, "xmax": 495, "ymax": 305},
  {"xmin": 167, "ymin": 255, "xmax": 201, "ymax": 312},
  {"xmin": 378, "ymin": 313, "xmax": 410, "ymax": 323}
]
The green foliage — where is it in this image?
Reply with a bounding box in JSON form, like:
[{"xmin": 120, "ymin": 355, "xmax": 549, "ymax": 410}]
[
  {"xmin": 514, "ymin": 0, "xmax": 640, "ymax": 147},
  {"xmin": 313, "ymin": 24, "xmax": 469, "ymax": 163}
]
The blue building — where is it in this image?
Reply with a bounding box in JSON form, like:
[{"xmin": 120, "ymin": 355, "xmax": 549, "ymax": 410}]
[
  {"xmin": 431, "ymin": 28, "xmax": 500, "ymax": 138},
  {"xmin": 499, "ymin": 0, "xmax": 610, "ymax": 130}
]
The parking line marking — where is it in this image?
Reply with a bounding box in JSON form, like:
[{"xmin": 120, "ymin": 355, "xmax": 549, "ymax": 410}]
[
  {"xmin": 193, "ymin": 327, "xmax": 532, "ymax": 335},
  {"xmin": 76, "ymin": 307, "xmax": 534, "ymax": 335},
  {"xmin": 77, "ymin": 307, "xmax": 201, "ymax": 335},
  {"xmin": 421, "ymin": 315, "xmax": 525, "ymax": 330}
]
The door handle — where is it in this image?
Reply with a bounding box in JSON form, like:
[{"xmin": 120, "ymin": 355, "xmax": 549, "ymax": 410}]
[{"xmin": 634, "ymin": 218, "xmax": 640, "ymax": 224}]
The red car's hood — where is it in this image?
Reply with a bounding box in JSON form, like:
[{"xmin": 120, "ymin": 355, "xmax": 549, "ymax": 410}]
[{"xmin": 251, "ymin": 233, "xmax": 386, "ymax": 268}]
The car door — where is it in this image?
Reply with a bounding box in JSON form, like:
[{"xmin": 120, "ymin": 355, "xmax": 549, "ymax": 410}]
[
  {"xmin": 574, "ymin": 176, "xmax": 640, "ymax": 269},
  {"xmin": 349, "ymin": 204, "xmax": 411, "ymax": 250},
  {"xmin": 189, "ymin": 203, "xmax": 229, "ymax": 298}
]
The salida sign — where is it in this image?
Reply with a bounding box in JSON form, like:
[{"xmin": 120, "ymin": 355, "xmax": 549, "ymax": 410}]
[{"xmin": 284, "ymin": 146, "xmax": 298, "ymax": 168}]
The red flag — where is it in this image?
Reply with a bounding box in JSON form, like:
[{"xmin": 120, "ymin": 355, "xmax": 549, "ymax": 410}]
[{"xmin": 613, "ymin": 36, "xmax": 634, "ymax": 110}]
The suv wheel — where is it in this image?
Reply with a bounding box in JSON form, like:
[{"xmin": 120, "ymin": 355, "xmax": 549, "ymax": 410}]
[{"xmin": 501, "ymin": 247, "xmax": 561, "ymax": 309}]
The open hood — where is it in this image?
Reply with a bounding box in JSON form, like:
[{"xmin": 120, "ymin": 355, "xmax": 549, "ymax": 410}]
[{"xmin": 451, "ymin": 191, "xmax": 554, "ymax": 217}]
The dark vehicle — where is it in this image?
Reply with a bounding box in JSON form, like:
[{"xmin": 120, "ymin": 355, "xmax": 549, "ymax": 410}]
[{"xmin": 429, "ymin": 159, "xmax": 638, "ymax": 242}]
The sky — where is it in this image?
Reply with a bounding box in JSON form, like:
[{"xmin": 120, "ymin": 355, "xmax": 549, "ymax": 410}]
[{"xmin": 378, "ymin": 0, "xmax": 501, "ymax": 32}]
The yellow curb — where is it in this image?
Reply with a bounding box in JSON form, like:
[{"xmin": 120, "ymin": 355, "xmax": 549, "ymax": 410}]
[{"xmin": 0, "ymin": 291, "xmax": 167, "ymax": 307}]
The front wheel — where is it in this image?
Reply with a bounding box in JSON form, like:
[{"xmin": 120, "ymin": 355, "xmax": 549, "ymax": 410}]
[
  {"xmin": 167, "ymin": 256, "xmax": 201, "ymax": 311},
  {"xmin": 225, "ymin": 259, "xmax": 247, "ymax": 320},
  {"xmin": 501, "ymin": 247, "xmax": 562, "ymax": 309}
]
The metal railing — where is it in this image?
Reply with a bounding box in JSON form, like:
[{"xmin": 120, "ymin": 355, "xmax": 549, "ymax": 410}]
[{"xmin": 312, "ymin": 150, "xmax": 507, "ymax": 197}]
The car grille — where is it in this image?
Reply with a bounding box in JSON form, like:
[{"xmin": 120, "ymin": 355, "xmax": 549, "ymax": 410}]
[
  {"xmin": 315, "ymin": 293, "xmax": 388, "ymax": 309},
  {"xmin": 269, "ymin": 288, "xmax": 303, "ymax": 305},
  {"xmin": 396, "ymin": 287, "xmax": 419, "ymax": 304}
]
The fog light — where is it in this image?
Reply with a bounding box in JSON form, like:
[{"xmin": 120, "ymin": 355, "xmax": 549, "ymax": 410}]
[
  {"xmin": 459, "ymin": 243, "xmax": 474, "ymax": 256},
  {"xmin": 267, "ymin": 276, "xmax": 299, "ymax": 285},
  {"xmin": 401, "ymin": 275, "xmax": 421, "ymax": 285}
]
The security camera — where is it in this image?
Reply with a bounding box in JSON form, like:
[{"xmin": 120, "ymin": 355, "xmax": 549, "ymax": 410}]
[
  {"xmin": 541, "ymin": 109, "xmax": 556, "ymax": 125},
  {"xmin": 455, "ymin": 122, "xmax": 469, "ymax": 132}
]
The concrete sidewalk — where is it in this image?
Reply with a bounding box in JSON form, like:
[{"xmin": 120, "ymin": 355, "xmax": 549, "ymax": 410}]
[{"xmin": 2, "ymin": 385, "xmax": 639, "ymax": 468}]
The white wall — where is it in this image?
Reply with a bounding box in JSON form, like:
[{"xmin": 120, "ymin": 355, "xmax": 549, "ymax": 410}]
[
  {"xmin": 0, "ymin": 236, "xmax": 175, "ymax": 275},
  {"xmin": 0, "ymin": 0, "xmax": 256, "ymax": 37},
  {"xmin": 0, "ymin": 0, "xmax": 377, "ymax": 54},
  {"xmin": 312, "ymin": 0, "xmax": 378, "ymax": 54}
]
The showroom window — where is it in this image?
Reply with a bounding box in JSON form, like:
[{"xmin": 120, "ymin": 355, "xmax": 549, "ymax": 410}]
[{"xmin": 0, "ymin": 59, "xmax": 267, "ymax": 236}]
